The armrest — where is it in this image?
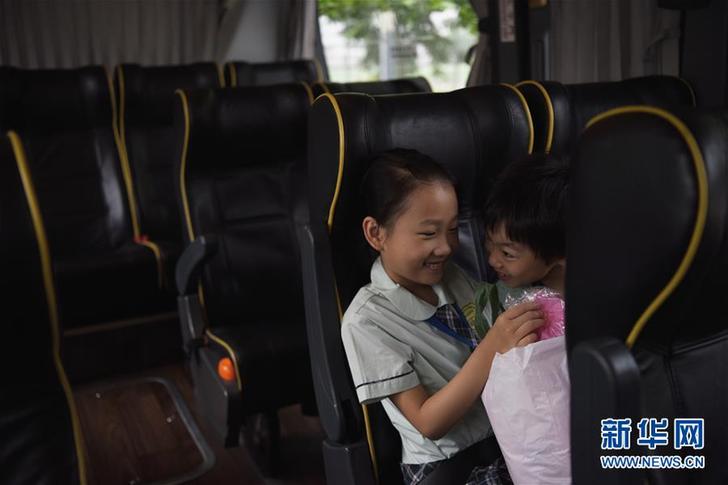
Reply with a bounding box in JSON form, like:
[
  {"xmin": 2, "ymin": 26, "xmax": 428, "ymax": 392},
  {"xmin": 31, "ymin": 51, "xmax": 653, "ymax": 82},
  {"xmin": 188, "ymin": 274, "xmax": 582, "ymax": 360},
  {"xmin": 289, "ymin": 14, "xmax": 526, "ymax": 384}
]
[
  {"xmin": 175, "ymin": 235, "xmax": 218, "ymax": 296},
  {"xmin": 296, "ymin": 220, "xmax": 364, "ymax": 444},
  {"xmin": 570, "ymin": 337, "xmax": 642, "ymax": 485}
]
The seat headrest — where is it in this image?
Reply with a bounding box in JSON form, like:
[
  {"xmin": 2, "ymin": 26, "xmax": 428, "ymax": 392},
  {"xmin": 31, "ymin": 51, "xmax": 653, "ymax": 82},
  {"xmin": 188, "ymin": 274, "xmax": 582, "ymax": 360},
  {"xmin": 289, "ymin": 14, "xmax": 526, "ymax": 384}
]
[
  {"xmin": 519, "ymin": 76, "xmax": 695, "ymax": 154},
  {"xmin": 118, "ymin": 63, "xmax": 221, "ymax": 125},
  {"xmin": 0, "ymin": 66, "xmax": 113, "ymax": 132},
  {"xmin": 226, "ymin": 60, "xmax": 320, "ymax": 86},
  {"xmin": 308, "ymin": 86, "xmax": 533, "ymax": 301},
  {"xmin": 566, "ymin": 106, "xmax": 728, "ymax": 353},
  {"xmin": 314, "ymin": 77, "xmax": 432, "ymax": 97},
  {"xmin": 176, "ymin": 84, "xmax": 310, "ymax": 173},
  {"xmin": 309, "ymin": 85, "xmax": 532, "ymax": 224}
]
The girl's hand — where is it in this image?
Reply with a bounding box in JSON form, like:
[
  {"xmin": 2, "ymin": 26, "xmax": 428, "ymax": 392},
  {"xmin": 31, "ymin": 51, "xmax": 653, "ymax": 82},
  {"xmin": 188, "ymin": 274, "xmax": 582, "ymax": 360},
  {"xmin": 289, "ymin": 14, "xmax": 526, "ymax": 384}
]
[{"xmin": 488, "ymin": 301, "xmax": 544, "ymax": 353}]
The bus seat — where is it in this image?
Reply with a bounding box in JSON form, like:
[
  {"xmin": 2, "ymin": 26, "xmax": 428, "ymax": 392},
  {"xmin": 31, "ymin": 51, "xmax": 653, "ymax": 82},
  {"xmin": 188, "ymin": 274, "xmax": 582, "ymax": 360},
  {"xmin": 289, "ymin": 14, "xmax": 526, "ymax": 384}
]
[
  {"xmin": 516, "ymin": 76, "xmax": 696, "ymax": 154},
  {"xmin": 225, "ymin": 60, "xmax": 321, "ymax": 87},
  {"xmin": 300, "ymin": 85, "xmax": 533, "ymax": 484},
  {"xmin": 173, "ymin": 84, "xmax": 314, "ymax": 463},
  {"xmin": 0, "ymin": 66, "xmax": 174, "ymax": 333},
  {"xmin": 311, "ymin": 76, "xmax": 432, "ymax": 98},
  {"xmin": 0, "ymin": 132, "xmax": 87, "ymax": 485},
  {"xmin": 567, "ymin": 105, "xmax": 728, "ymax": 484},
  {"xmin": 115, "ymin": 63, "xmax": 222, "ymax": 254}
]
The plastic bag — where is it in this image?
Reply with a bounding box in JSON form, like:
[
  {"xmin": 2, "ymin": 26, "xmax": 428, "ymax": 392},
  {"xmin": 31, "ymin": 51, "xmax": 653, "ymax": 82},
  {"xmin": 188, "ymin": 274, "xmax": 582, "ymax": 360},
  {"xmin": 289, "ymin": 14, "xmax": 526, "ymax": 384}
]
[
  {"xmin": 483, "ymin": 336, "xmax": 571, "ymax": 484},
  {"xmin": 504, "ymin": 287, "xmax": 565, "ymax": 341}
]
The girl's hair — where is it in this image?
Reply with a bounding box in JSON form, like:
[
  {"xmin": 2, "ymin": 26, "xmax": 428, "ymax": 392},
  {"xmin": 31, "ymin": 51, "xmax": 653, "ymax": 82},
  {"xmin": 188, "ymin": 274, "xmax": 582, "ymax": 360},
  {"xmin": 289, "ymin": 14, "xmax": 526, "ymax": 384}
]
[
  {"xmin": 360, "ymin": 149, "xmax": 456, "ymax": 228},
  {"xmin": 484, "ymin": 154, "xmax": 569, "ymax": 262}
]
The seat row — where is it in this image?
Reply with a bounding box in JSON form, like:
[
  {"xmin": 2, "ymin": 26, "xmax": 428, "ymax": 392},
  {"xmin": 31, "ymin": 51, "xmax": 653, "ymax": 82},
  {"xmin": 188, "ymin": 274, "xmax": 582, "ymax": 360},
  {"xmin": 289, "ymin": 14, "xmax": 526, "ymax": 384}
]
[
  {"xmin": 5, "ymin": 79, "xmax": 726, "ymax": 484},
  {"xmin": 0, "ymin": 67, "xmax": 705, "ymax": 481},
  {"xmin": 169, "ymin": 74, "xmax": 698, "ymax": 475},
  {"xmin": 299, "ymin": 93, "xmax": 728, "ymax": 485},
  {"xmin": 0, "ymin": 62, "xmax": 432, "ymax": 381}
]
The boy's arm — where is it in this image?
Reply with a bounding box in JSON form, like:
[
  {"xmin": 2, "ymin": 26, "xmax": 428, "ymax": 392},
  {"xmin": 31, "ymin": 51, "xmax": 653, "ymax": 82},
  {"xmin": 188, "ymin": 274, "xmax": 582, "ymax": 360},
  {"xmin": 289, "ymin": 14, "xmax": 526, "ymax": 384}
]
[{"xmin": 391, "ymin": 302, "xmax": 542, "ymax": 440}]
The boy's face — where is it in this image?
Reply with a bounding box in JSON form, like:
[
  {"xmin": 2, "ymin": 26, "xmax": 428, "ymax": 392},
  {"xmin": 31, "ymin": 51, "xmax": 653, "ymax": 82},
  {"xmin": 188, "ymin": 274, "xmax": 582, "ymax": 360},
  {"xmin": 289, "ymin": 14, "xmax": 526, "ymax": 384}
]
[{"xmin": 486, "ymin": 224, "xmax": 558, "ymax": 288}]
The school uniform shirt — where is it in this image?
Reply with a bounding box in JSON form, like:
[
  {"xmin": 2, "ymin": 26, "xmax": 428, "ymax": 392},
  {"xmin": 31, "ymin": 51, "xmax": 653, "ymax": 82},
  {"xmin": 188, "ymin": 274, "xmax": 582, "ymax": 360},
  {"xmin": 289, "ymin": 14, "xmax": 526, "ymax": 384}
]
[{"xmin": 341, "ymin": 257, "xmax": 493, "ymax": 465}]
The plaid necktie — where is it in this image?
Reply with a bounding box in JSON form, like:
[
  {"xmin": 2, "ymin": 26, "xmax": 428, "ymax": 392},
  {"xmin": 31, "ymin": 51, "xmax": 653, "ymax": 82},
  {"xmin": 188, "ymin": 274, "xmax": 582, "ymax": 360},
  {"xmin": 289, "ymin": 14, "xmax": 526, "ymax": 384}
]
[{"xmin": 433, "ymin": 304, "xmax": 479, "ymax": 349}]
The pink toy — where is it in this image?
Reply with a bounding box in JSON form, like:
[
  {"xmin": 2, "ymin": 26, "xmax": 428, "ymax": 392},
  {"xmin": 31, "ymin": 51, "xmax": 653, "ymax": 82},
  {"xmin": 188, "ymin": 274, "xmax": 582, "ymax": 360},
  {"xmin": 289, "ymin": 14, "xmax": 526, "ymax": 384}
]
[{"xmin": 505, "ymin": 288, "xmax": 565, "ymax": 341}]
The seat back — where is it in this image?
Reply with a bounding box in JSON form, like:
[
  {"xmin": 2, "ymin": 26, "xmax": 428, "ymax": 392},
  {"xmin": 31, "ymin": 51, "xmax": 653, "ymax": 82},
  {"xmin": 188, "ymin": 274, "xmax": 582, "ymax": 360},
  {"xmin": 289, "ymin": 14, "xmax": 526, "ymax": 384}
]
[
  {"xmin": 517, "ymin": 76, "xmax": 696, "ymax": 154},
  {"xmin": 311, "ymin": 77, "xmax": 432, "ymax": 98},
  {"xmin": 0, "ymin": 66, "xmax": 137, "ymax": 257},
  {"xmin": 567, "ymin": 106, "xmax": 728, "ymax": 484},
  {"xmin": 175, "ymin": 84, "xmax": 310, "ymax": 329},
  {"xmin": 116, "ymin": 63, "xmax": 222, "ymax": 242},
  {"xmin": 225, "ymin": 60, "xmax": 321, "ymax": 87},
  {"xmin": 0, "ymin": 132, "xmax": 86, "ymax": 485},
  {"xmin": 304, "ymin": 86, "xmax": 533, "ymax": 483}
]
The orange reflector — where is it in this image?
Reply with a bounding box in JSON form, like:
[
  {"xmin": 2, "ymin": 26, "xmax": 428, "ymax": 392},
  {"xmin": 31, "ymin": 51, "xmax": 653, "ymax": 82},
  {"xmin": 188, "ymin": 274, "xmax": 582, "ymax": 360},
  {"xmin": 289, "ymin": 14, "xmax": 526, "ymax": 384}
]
[{"xmin": 217, "ymin": 357, "xmax": 235, "ymax": 382}]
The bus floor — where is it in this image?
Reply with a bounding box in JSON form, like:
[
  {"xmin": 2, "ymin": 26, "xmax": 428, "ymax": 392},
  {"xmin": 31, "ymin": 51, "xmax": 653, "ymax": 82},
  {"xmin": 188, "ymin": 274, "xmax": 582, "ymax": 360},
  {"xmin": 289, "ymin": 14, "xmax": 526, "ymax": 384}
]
[{"xmin": 74, "ymin": 363, "xmax": 326, "ymax": 485}]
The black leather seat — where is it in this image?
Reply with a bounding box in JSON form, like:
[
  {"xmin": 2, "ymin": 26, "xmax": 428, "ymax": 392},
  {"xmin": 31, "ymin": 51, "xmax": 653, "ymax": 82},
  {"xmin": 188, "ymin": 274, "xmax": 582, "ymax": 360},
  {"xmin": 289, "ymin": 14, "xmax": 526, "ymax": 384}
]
[
  {"xmin": 115, "ymin": 63, "xmax": 222, "ymax": 252},
  {"xmin": 516, "ymin": 76, "xmax": 696, "ymax": 154},
  {"xmin": 173, "ymin": 84, "xmax": 314, "ymax": 456},
  {"xmin": 567, "ymin": 105, "xmax": 728, "ymax": 484},
  {"xmin": 0, "ymin": 66, "xmax": 173, "ymax": 334},
  {"xmin": 0, "ymin": 131, "xmax": 87, "ymax": 485},
  {"xmin": 225, "ymin": 60, "xmax": 321, "ymax": 87},
  {"xmin": 299, "ymin": 86, "xmax": 533, "ymax": 484},
  {"xmin": 311, "ymin": 76, "xmax": 432, "ymax": 97}
]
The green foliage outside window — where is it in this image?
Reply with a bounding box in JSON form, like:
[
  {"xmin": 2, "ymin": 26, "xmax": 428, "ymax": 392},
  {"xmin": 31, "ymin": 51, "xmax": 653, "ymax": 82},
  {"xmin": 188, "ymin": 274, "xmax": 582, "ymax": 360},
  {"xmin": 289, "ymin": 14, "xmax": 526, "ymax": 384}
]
[{"xmin": 319, "ymin": 0, "xmax": 477, "ymax": 75}]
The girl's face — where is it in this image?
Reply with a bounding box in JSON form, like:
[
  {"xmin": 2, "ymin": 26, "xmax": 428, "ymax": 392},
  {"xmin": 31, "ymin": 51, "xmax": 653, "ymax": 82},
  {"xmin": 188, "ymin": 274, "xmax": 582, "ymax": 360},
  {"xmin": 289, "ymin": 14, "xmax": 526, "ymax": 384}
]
[{"xmin": 365, "ymin": 181, "xmax": 459, "ymax": 294}]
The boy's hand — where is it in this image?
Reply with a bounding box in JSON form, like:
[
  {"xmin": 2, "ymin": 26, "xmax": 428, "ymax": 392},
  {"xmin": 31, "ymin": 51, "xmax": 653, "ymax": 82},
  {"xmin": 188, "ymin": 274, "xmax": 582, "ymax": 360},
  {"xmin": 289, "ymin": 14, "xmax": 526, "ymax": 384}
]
[{"xmin": 488, "ymin": 302, "xmax": 543, "ymax": 353}]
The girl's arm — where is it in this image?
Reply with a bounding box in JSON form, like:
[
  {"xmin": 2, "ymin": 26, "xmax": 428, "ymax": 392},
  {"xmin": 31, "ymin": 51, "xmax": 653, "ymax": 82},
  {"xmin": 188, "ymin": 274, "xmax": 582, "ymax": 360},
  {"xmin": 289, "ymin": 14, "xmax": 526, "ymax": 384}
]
[{"xmin": 391, "ymin": 301, "xmax": 543, "ymax": 440}]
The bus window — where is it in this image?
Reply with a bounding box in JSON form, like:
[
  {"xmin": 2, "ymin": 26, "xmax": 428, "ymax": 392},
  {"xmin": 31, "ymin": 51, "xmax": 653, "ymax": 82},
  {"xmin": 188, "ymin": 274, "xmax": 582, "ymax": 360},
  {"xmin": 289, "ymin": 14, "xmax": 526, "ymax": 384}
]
[{"xmin": 319, "ymin": 0, "xmax": 476, "ymax": 91}]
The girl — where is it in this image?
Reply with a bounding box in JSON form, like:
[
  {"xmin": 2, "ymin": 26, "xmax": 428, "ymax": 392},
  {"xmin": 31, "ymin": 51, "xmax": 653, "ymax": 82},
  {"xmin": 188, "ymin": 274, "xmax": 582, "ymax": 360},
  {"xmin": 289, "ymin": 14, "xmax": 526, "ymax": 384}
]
[{"xmin": 340, "ymin": 149, "xmax": 543, "ymax": 485}]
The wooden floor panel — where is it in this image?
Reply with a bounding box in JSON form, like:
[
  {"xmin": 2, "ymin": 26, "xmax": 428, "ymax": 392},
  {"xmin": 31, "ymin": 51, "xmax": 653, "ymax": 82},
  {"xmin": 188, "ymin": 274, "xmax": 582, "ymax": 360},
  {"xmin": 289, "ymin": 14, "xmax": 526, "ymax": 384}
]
[{"xmin": 75, "ymin": 364, "xmax": 326, "ymax": 485}]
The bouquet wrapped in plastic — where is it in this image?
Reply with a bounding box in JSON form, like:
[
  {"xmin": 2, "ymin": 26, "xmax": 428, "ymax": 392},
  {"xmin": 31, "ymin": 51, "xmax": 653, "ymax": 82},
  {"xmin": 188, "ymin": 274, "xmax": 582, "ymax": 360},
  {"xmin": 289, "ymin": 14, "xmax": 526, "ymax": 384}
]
[
  {"xmin": 504, "ymin": 287, "xmax": 565, "ymax": 341},
  {"xmin": 483, "ymin": 288, "xmax": 570, "ymax": 484}
]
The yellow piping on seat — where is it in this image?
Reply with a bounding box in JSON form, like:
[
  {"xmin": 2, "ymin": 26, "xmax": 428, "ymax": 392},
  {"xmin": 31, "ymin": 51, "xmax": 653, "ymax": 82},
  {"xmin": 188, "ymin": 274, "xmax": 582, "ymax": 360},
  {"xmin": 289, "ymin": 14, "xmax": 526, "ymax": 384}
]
[
  {"xmin": 8, "ymin": 131, "xmax": 88, "ymax": 485},
  {"xmin": 176, "ymin": 89, "xmax": 242, "ymax": 391},
  {"xmin": 321, "ymin": 93, "xmax": 379, "ymax": 481},
  {"xmin": 516, "ymin": 80, "xmax": 554, "ymax": 153},
  {"xmin": 301, "ymin": 82, "xmax": 314, "ymax": 105},
  {"xmin": 586, "ymin": 106, "xmax": 708, "ymax": 349},
  {"xmin": 106, "ymin": 67, "xmax": 141, "ymax": 239},
  {"xmin": 323, "ymin": 93, "xmax": 346, "ymax": 232},
  {"xmin": 315, "ymin": 81, "xmax": 333, "ymax": 96},
  {"xmin": 116, "ymin": 65, "xmax": 128, "ymax": 151},
  {"xmin": 176, "ymin": 89, "xmax": 196, "ymax": 243},
  {"xmin": 501, "ymin": 83, "xmax": 534, "ymax": 154},
  {"xmin": 227, "ymin": 63, "xmax": 237, "ymax": 87},
  {"xmin": 217, "ymin": 64, "xmax": 225, "ymax": 88},
  {"xmin": 313, "ymin": 58, "xmax": 325, "ymax": 83},
  {"xmin": 677, "ymin": 77, "xmax": 697, "ymax": 107},
  {"xmin": 136, "ymin": 239, "xmax": 164, "ymax": 288},
  {"xmin": 110, "ymin": 66, "xmax": 164, "ymax": 282}
]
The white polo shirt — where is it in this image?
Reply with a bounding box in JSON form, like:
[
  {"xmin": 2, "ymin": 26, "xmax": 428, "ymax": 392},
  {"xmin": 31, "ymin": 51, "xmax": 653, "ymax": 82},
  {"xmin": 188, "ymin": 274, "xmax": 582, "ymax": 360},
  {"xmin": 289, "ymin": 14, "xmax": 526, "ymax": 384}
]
[{"xmin": 341, "ymin": 257, "xmax": 493, "ymax": 465}]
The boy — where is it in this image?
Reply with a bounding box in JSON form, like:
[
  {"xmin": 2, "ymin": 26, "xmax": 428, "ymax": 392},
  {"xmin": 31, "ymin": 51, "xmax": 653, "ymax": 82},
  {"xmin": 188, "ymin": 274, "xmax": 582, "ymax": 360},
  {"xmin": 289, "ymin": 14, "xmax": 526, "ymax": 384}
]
[{"xmin": 475, "ymin": 154, "xmax": 568, "ymax": 332}]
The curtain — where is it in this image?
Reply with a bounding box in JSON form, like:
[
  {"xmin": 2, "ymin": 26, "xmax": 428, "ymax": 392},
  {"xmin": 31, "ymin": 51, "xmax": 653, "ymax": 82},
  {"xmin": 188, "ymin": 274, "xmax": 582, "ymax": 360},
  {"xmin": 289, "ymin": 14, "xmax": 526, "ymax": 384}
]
[
  {"xmin": 215, "ymin": 0, "xmax": 319, "ymax": 65},
  {"xmin": 0, "ymin": 0, "xmax": 222, "ymax": 68},
  {"xmin": 550, "ymin": 0, "xmax": 680, "ymax": 83},
  {"xmin": 279, "ymin": 0, "xmax": 317, "ymax": 60},
  {"xmin": 466, "ymin": 0, "xmax": 492, "ymax": 86}
]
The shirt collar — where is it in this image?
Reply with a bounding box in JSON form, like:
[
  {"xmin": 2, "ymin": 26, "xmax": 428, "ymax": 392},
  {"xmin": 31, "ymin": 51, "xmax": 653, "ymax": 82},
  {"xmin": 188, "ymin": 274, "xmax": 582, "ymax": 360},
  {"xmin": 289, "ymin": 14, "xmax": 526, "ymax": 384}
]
[{"xmin": 370, "ymin": 256, "xmax": 454, "ymax": 321}]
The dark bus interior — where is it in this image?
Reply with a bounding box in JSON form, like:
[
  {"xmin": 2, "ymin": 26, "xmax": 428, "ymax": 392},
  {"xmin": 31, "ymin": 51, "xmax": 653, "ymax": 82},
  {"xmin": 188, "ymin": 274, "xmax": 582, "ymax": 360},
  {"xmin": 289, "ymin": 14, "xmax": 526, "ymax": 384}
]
[{"xmin": 2, "ymin": 0, "xmax": 727, "ymax": 484}]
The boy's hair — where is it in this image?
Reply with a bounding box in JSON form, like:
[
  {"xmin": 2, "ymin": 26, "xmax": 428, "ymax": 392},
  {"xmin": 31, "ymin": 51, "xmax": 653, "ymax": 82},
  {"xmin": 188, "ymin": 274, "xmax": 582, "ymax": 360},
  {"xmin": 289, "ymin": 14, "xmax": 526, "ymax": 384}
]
[
  {"xmin": 360, "ymin": 148, "xmax": 456, "ymax": 228},
  {"xmin": 484, "ymin": 154, "xmax": 569, "ymax": 262}
]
